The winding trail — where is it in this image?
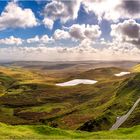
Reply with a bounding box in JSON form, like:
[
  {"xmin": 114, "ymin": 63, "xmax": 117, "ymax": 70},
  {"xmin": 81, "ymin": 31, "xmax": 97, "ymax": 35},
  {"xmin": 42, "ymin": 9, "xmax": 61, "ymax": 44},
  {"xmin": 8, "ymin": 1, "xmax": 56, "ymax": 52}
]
[{"xmin": 110, "ymin": 97, "xmax": 140, "ymax": 130}]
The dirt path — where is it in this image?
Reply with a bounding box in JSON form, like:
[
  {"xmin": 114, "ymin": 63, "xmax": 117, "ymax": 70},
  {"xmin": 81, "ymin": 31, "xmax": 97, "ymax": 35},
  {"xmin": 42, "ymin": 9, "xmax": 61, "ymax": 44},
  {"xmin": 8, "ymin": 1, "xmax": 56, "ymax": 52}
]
[{"xmin": 110, "ymin": 97, "xmax": 140, "ymax": 130}]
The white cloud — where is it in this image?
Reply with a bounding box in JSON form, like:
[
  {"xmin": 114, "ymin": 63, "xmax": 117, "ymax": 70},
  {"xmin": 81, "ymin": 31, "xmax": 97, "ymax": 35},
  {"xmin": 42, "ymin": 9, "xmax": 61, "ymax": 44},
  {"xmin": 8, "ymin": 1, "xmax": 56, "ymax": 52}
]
[
  {"xmin": 53, "ymin": 29, "xmax": 70, "ymax": 40},
  {"xmin": 0, "ymin": 2, "xmax": 38, "ymax": 30},
  {"xmin": 27, "ymin": 34, "xmax": 54, "ymax": 44},
  {"xmin": 111, "ymin": 19, "xmax": 140, "ymax": 46},
  {"xmin": 77, "ymin": 38, "xmax": 97, "ymax": 53},
  {"xmin": 0, "ymin": 34, "xmax": 140, "ymax": 61},
  {"xmin": 27, "ymin": 35, "xmax": 40, "ymax": 43},
  {"xmin": 43, "ymin": 0, "xmax": 81, "ymax": 26},
  {"xmin": 82, "ymin": 0, "xmax": 140, "ymax": 21},
  {"xmin": 43, "ymin": 0, "xmax": 140, "ymax": 24},
  {"xmin": 69, "ymin": 24, "xmax": 101, "ymax": 41},
  {"xmin": 43, "ymin": 17, "xmax": 54, "ymax": 29},
  {"xmin": 69, "ymin": 24, "xmax": 85, "ymax": 40},
  {"xmin": 40, "ymin": 34, "xmax": 50, "ymax": 43},
  {"xmin": 0, "ymin": 36, "xmax": 23, "ymax": 45},
  {"xmin": 1, "ymin": 42, "xmax": 140, "ymax": 61}
]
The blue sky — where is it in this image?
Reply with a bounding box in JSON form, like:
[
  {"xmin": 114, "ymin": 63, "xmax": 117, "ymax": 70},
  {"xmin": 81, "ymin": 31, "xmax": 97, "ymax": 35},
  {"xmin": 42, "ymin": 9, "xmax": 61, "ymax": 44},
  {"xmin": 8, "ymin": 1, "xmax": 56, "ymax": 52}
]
[
  {"xmin": 0, "ymin": 0, "xmax": 111, "ymax": 40},
  {"xmin": 0, "ymin": 1, "xmax": 50, "ymax": 39},
  {"xmin": 0, "ymin": 0, "xmax": 139, "ymax": 61}
]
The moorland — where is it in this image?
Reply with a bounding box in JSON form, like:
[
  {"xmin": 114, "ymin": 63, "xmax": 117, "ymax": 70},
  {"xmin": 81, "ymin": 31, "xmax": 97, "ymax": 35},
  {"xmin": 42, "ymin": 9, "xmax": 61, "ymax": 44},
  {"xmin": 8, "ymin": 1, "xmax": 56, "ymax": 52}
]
[{"xmin": 0, "ymin": 60, "xmax": 140, "ymax": 139}]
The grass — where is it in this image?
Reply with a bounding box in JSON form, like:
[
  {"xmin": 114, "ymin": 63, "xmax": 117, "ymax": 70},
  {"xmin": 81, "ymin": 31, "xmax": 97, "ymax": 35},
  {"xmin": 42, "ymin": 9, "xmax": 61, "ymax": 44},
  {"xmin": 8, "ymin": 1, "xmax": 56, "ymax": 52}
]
[
  {"xmin": 132, "ymin": 64, "xmax": 140, "ymax": 72},
  {"xmin": 19, "ymin": 103, "xmax": 69, "ymax": 113},
  {"xmin": 0, "ymin": 65, "xmax": 139, "ymax": 131},
  {"xmin": 0, "ymin": 122, "xmax": 140, "ymax": 139}
]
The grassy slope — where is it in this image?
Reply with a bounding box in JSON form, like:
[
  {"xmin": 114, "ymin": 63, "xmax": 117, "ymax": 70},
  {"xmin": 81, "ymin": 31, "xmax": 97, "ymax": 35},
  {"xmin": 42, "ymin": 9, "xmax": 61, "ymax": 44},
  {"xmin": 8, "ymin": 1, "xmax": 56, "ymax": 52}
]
[
  {"xmin": 78, "ymin": 64, "xmax": 140, "ymax": 131},
  {"xmin": 0, "ymin": 66, "xmax": 130, "ymax": 129},
  {"xmin": 0, "ymin": 65, "xmax": 140, "ymax": 132},
  {"xmin": 119, "ymin": 64, "xmax": 140, "ymax": 128},
  {"xmin": 0, "ymin": 65, "xmax": 140, "ymax": 138},
  {"xmin": 132, "ymin": 64, "xmax": 140, "ymax": 72},
  {"xmin": 79, "ymin": 73, "xmax": 140, "ymax": 131},
  {"xmin": 0, "ymin": 122, "xmax": 140, "ymax": 139}
]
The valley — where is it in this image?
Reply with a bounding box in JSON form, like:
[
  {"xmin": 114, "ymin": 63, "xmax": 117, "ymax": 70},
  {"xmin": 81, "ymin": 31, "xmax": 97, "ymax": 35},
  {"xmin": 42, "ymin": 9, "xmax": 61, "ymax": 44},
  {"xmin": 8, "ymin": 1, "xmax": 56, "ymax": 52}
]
[{"xmin": 0, "ymin": 61, "xmax": 140, "ymax": 139}]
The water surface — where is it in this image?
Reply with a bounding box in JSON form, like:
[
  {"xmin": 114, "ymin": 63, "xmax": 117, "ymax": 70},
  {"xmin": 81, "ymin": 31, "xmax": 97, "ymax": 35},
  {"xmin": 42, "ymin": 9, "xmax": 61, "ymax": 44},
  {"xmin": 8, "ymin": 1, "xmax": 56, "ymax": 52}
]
[
  {"xmin": 114, "ymin": 72, "xmax": 130, "ymax": 77},
  {"xmin": 56, "ymin": 79, "xmax": 98, "ymax": 86}
]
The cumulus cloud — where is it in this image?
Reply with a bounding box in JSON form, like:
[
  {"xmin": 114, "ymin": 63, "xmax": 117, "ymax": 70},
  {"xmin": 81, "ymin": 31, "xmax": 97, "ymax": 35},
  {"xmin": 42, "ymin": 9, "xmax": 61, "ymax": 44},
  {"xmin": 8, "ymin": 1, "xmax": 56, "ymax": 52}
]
[
  {"xmin": 25, "ymin": 23, "xmax": 101, "ymax": 53},
  {"xmin": 77, "ymin": 38, "xmax": 97, "ymax": 54},
  {"xmin": 27, "ymin": 36, "xmax": 40, "ymax": 43},
  {"xmin": 0, "ymin": 42, "xmax": 140, "ymax": 61},
  {"xmin": 0, "ymin": 36, "xmax": 23, "ymax": 45},
  {"xmin": 105, "ymin": 40, "xmax": 140, "ymax": 60},
  {"xmin": 42, "ymin": 0, "xmax": 140, "ymax": 24},
  {"xmin": 43, "ymin": 17, "xmax": 54, "ymax": 29},
  {"xmin": 82, "ymin": 0, "xmax": 140, "ymax": 21},
  {"xmin": 27, "ymin": 34, "xmax": 54, "ymax": 44},
  {"xmin": 0, "ymin": 2, "xmax": 38, "ymax": 30},
  {"xmin": 43, "ymin": 0, "xmax": 81, "ymax": 26},
  {"xmin": 53, "ymin": 29, "xmax": 70, "ymax": 40},
  {"xmin": 111, "ymin": 19, "xmax": 140, "ymax": 47},
  {"xmin": 69, "ymin": 24, "xmax": 86, "ymax": 40},
  {"xmin": 116, "ymin": 0, "xmax": 140, "ymax": 18},
  {"xmin": 69, "ymin": 24, "xmax": 101, "ymax": 41},
  {"xmin": 40, "ymin": 35, "xmax": 50, "ymax": 44}
]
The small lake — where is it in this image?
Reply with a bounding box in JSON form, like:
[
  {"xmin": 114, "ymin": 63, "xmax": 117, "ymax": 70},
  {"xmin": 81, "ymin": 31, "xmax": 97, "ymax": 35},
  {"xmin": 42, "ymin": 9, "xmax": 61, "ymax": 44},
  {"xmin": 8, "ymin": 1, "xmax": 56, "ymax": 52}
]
[
  {"xmin": 56, "ymin": 79, "xmax": 98, "ymax": 86},
  {"xmin": 114, "ymin": 72, "xmax": 130, "ymax": 77}
]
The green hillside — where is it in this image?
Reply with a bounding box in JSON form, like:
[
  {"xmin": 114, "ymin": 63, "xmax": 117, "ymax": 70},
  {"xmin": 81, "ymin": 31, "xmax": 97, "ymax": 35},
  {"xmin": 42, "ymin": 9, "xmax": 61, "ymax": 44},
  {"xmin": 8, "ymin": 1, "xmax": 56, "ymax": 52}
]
[
  {"xmin": 0, "ymin": 66, "xmax": 131, "ymax": 129},
  {"xmin": 0, "ymin": 65, "xmax": 140, "ymax": 138},
  {"xmin": 0, "ymin": 122, "xmax": 140, "ymax": 139},
  {"xmin": 132, "ymin": 64, "xmax": 140, "ymax": 72},
  {"xmin": 79, "ymin": 73, "xmax": 140, "ymax": 131}
]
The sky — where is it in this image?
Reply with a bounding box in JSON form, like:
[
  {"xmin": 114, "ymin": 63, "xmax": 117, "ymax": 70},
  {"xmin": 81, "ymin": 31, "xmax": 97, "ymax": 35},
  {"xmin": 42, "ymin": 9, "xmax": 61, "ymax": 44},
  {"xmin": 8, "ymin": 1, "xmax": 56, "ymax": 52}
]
[{"xmin": 0, "ymin": 0, "xmax": 140, "ymax": 61}]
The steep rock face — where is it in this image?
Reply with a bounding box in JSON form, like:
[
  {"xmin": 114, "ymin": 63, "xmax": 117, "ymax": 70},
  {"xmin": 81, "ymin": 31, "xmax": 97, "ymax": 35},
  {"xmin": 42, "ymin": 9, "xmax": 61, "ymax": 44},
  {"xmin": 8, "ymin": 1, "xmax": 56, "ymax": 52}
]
[{"xmin": 78, "ymin": 74, "xmax": 140, "ymax": 132}]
